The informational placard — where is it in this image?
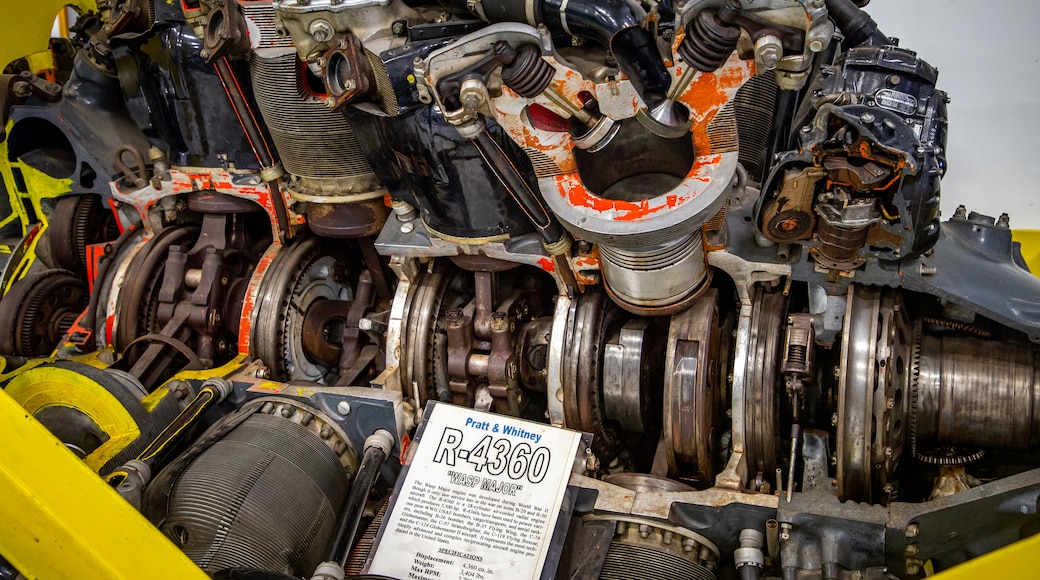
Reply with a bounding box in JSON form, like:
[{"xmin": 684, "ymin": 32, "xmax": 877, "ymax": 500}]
[{"xmin": 366, "ymin": 402, "xmax": 588, "ymax": 580}]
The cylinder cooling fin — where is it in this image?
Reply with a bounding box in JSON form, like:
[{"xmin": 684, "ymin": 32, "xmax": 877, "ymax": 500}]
[
  {"xmin": 149, "ymin": 399, "xmax": 357, "ymax": 577},
  {"xmin": 251, "ymin": 48, "xmax": 382, "ymax": 200}
]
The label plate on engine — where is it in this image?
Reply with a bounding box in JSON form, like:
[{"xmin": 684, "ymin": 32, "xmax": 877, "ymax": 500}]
[{"xmin": 366, "ymin": 402, "xmax": 589, "ymax": 580}]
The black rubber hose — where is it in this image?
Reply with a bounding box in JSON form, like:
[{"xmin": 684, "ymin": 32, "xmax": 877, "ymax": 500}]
[
  {"xmin": 542, "ymin": 0, "xmax": 639, "ymax": 44},
  {"xmin": 610, "ymin": 26, "xmax": 672, "ymax": 106},
  {"xmin": 824, "ymin": 0, "xmax": 889, "ymax": 46},
  {"xmin": 328, "ymin": 444, "xmax": 389, "ymax": 566}
]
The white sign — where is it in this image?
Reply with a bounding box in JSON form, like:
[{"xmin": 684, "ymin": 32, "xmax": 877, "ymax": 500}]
[{"xmin": 366, "ymin": 402, "xmax": 586, "ymax": 580}]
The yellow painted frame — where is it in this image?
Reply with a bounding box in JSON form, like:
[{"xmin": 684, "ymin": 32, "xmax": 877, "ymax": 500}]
[{"xmin": 0, "ymin": 386, "xmax": 208, "ymax": 580}]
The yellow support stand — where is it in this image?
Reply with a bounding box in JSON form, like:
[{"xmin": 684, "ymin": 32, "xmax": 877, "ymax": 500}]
[
  {"xmin": 0, "ymin": 1, "xmax": 95, "ymax": 71},
  {"xmin": 1013, "ymin": 230, "xmax": 1040, "ymax": 274},
  {"xmin": 932, "ymin": 532, "xmax": 1040, "ymax": 579},
  {"xmin": 0, "ymin": 387, "xmax": 208, "ymax": 580}
]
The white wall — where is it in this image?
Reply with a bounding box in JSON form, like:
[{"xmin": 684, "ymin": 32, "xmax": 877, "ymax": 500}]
[{"xmin": 864, "ymin": 0, "xmax": 1040, "ymax": 228}]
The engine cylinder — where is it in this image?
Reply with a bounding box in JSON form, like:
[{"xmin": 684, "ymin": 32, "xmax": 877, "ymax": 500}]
[
  {"xmin": 155, "ymin": 406, "xmax": 354, "ymax": 576},
  {"xmin": 251, "ymin": 48, "xmax": 383, "ymax": 201},
  {"xmin": 599, "ymin": 234, "xmax": 707, "ymax": 312}
]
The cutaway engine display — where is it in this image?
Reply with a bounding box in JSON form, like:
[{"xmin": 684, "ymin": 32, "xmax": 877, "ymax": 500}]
[{"xmin": 1, "ymin": 0, "xmax": 1039, "ymax": 578}]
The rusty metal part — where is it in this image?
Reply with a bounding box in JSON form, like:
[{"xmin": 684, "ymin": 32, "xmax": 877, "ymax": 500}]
[
  {"xmin": 201, "ymin": 0, "xmax": 251, "ymax": 62},
  {"xmin": 344, "ymin": 497, "xmax": 390, "ymax": 576},
  {"xmin": 442, "ymin": 271, "xmax": 541, "ymax": 415},
  {"xmin": 251, "ymin": 235, "xmax": 358, "ymax": 383},
  {"xmin": 743, "ymin": 286, "xmax": 787, "ymax": 485},
  {"xmin": 320, "ymin": 34, "xmax": 375, "ymax": 111},
  {"xmin": 761, "ymin": 167, "xmax": 823, "ymax": 243},
  {"xmin": 301, "ymin": 299, "xmax": 351, "ymax": 367},
  {"xmin": 663, "ymin": 289, "xmax": 721, "ymax": 482},
  {"xmin": 702, "ymin": 205, "xmax": 729, "ymax": 253},
  {"xmin": 823, "ymin": 156, "xmax": 893, "ymax": 190},
  {"xmin": 401, "ymin": 263, "xmax": 454, "ymax": 406},
  {"xmin": 485, "ymin": 311, "xmax": 520, "ymax": 415},
  {"xmin": 563, "ymin": 288, "xmax": 625, "ymax": 461},
  {"xmin": 305, "ymin": 199, "xmax": 389, "ymax": 239},
  {"xmin": 445, "ymin": 305, "xmax": 476, "ymax": 407},
  {"xmin": 114, "ymin": 226, "xmax": 200, "ymax": 357},
  {"xmin": 335, "ymin": 271, "xmax": 385, "ymax": 386},
  {"xmin": 0, "ymin": 269, "xmax": 88, "ymax": 357},
  {"xmin": 186, "ymin": 190, "xmax": 264, "ymax": 214}
]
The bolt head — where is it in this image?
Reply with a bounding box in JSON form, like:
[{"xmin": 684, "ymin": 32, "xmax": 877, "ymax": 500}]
[{"xmin": 337, "ymin": 400, "xmax": 352, "ymax": 415}]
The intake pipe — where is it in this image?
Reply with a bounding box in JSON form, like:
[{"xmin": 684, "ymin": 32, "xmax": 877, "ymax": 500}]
[
  {"xmin": 824, "ymin": 0, "xmax": 890, "ymax": 47},
  {"xmin": 445, "ymin": 0, "xmax": 673, "ymax": 108}
]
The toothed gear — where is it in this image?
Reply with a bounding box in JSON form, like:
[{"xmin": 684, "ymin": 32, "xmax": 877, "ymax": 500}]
[
  {"xmin": 0, "ymin": 269, "xmax": 88, "ymax": 357},
  {"xmin": 921, "ymin": 316, "xmax": 991, "ymax": 338},
  {"xmin": 908, "ymin": 320, "xmax": 923, "ymax": 460},
  {"xmin": 251, "ymin": 235, "xmax": 354, "ymax": 383},
  {"xmin": 915, "ymin": 446, "xmax": 986, "ymax": 465},
  {"xmin": 50, "ymin": 194, "xmax": 120, "ymax": 275}
]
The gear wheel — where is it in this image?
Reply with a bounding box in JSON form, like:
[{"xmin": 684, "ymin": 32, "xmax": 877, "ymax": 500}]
[
  {"xmin": 114, "ymin": 225, "xmax": 199, "ymax": 355},
  {"xmin": 915, "ymin": 446, "xmax": 986, "ymax": 466},
  {"xmin": 49, "ymin": 194, "xmax": 120, "ymax": 275},
  {"xmin": 0, "ymin": 269, "xmax": 88, "ymax": 357},
  {"xmin": 251, "ymin": 235, "xmax": 355, "ymax": 382},
  {"xmin": 908, "ymin": 320, "xmax": 923, "ymax": 459},
  {"xmin": 563, "ymin": 288, "xmax": 626, "ymax": 462}
]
